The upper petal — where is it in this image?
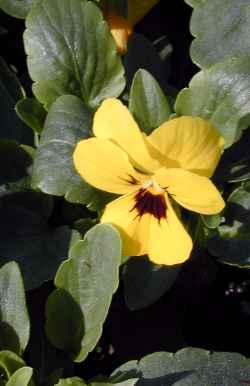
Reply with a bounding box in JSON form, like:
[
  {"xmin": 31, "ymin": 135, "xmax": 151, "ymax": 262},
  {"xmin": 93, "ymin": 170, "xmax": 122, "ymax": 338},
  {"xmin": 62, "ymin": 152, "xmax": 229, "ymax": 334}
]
[
  {"xmin": 73, "ymin": 138, "xmax": 144, "ymax": 195},
  {"xmin": 93, "ymin": 98, "xmax": 160, "ymax": 173},
  {"xmin": 147, "ymin": 116, "xmax": 224, "ymax": 177},
  {"xmin": 154, "ymin": 167, "xmax": 225, "ymax": 215}
]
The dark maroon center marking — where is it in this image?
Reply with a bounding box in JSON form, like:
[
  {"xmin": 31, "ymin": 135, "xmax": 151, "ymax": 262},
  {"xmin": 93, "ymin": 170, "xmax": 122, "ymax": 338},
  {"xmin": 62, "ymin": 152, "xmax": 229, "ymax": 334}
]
[{"xmin": 131, "ymin": 188, "xmax": 167, "ymax": 221}]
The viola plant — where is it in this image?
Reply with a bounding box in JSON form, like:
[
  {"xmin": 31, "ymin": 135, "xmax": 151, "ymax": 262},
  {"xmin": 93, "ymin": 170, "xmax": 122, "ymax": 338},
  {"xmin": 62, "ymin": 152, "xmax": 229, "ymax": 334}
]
[
  {"xmin": 74, "ymin": 98, "xmax": 225, "ymax": 265},
  {"xmin": 1, "ymin": 0, "xmax": 250, "ymax": 385}
]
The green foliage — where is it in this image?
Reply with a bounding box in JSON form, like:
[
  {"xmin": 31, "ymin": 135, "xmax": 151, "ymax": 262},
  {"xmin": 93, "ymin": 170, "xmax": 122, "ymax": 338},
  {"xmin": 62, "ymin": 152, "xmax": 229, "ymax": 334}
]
[
  {"xmin": 0, "ymin": 351, "xmax": 26, "ymax": 379},
  {"xmin": 0, "ymin": 0, "xmax": 37, "ymax": 18},
  {"xmin": 31, "ymin": 94, "xmax": 114, "ymax": 210},
  {"xmin": 0, "ymin": 191, "xmax": 80, "ymax": 289},
  {"xmin": 175, "ymin": 57, "xmax": 250, "ymax": 147},
  {"xmin": 55, "ymin": 379, "xmax": 87, "ymax": 386},
  {"xmin": 16, "ymin": 98, "xmax": 47, "ymax": 134},
  {"xmin": 23, "ymin": 0, "xmax": 125, "ymax": 110},
  {"xmin": 0, "ymin": 140, "xmax": 33, "ymax": 193},
  {"xmin": 0, "ymin": 263, "xmax": 30, "ymax": 355},
  {"xmin": 190, "ymin": 0, "xmax": 250, "ymax": 69},
  {"xmin": 6, "ymin": 367, "xmax": 33, "ymax": 386},
  {"xmin": 123, "ymin": 256, "xmax": 180, "ymax": 310},
  {"xmin": 208, "ymin": 181, "xmax": 250, "ymax": 267},
  {"xmin": 0, "ymin": 57, "xmax": 32, "ymax": 144},
  {"xmin": 111, "ymin": 348, "xmax": 250, "ymax": 385},
  {"xmin": 129, "ymin": 69, "xmax": 171, "ymax": 134},
  {"xmin": 45, "ymin": 224, "xmax": 121, "ymax": 362}
]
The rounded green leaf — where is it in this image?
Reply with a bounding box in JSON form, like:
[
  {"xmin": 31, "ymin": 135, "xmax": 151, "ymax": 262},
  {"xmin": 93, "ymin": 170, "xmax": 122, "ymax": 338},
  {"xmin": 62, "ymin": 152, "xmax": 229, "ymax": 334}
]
[
  {"xmin": 23, "ymin": 0, "xmax": 125, "ymax": 110},
  {"xmin": 0, "ymin": 262, "xmax": 30, "ymax": 354},
  {"xmin": 0, "ymin": 0, "xmax": 37, "ymax": 18},
  {"xmin": 190, "ymin": 0, "xmax": 250, "ymax": 68},
  {"xmin": 123, "ymin": 256, "xmax": 180, "ymax": 310},
  {"xmin": 129, "ymin": 69, "xmax": 171, "ymax": 134},
  {"xmin": 46, "ymin": 224, "xmax": 121, "ymax": 362},
  {"xmin": 6, "ymin": 367, "xmax": 33, "ymax": 386},
  {"xmin": 112, "ymin": 348, "xmax": 250, "ymax": 385},
  {"xmin": 31, "ymin": 94, "xmax": 114, "ymax": 209},
  {"xmin": 175, "ymin": 57, "xmax": 250, "ymax": 147}
]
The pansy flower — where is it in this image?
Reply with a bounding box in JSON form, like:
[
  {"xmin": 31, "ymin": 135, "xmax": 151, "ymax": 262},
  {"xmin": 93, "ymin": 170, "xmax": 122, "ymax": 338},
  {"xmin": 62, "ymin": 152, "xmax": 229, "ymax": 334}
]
[{"xmin": 73, "ymin": 98, "xmax": 225, "ymax": 265}]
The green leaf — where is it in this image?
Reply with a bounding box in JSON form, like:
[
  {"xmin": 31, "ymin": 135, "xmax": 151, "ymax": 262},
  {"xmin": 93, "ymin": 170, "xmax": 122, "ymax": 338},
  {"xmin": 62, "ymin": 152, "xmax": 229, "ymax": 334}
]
[
  {"xmin": 123, "ymin": 256, "xmax": 180, "ymax": 310},
  {"xmin": 208, "ymin": 182, "xmax": 250, "ymax": 267},
  {"xmin": 0, "ymin": 351, "xmax": 26, "ymax": 380},
  {"xmin": 6, "ymin": 367, "xmax": 33, "ymax": 386},
  {"xmin": 0, "ymin": 0, "xmax": 37, "ymax": 18},
  {"xmin": 16, "ymin": 98, "xmax": 47, "ymax": 134},
  {"xmin": 0, "ymin": 262, "xmax": 30, "ymax": 355},
  {"xmin": 46, "ymin": 224, "xmax": 121, "ymax": 362},
  {"xmin": 0, "ymin": 191, "xmax": 81, "ymax": 289},
  {"xmin": 0, "ymin": 57, "xmax": 32, "ymax": 144},
  {"xmin": 111, "ymin": 348, "xmax": 250, "ymax": 385},
  {"xmin": 55, "ymin": 378, "xmax": 86, "ymax": 386},
  {"xmin": 24, "ymin": 0, "xmax": 125, "ymax": 110},
  {"xmin": 45, "ymin": 289, "xmax": 84, "ymax": 354},
  {"xmin": 175, "ymin": 57, "xmax": 250, "ymax": 147},
  {"xmin": 129, "ymin": 69, "xmax": 171, "ymax": 134},
  {"xmin": 215, "ymin": 128, "xmax": 250, "ymax": 183},
  {"xmin": 190, "ymin": 0, "xmax": 250, "ymax": 69},
  {"xmin": 32, "ymin": 94, "xmax": 114, "ymax": 210},
  {"xmin": 200, "ymin": 214, "xmax": 221, "ymax": 229}
]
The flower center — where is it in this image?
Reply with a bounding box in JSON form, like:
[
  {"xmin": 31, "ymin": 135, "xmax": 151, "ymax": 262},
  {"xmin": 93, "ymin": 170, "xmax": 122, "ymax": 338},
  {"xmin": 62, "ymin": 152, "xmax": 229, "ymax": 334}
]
[{"xmin": 131, "ymin": 179, "xmax": 167, "ymax": 221}]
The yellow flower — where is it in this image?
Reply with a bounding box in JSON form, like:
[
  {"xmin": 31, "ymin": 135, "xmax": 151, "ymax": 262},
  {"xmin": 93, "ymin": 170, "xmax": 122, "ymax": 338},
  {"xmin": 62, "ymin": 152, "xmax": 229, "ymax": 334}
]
[
  {"xmin": 102, "ymin": 0, "xmax": 160, "ymax": 54},
  {"xmin": 73, "ymin": 98, "xmax": 225, "ymax": 265}
]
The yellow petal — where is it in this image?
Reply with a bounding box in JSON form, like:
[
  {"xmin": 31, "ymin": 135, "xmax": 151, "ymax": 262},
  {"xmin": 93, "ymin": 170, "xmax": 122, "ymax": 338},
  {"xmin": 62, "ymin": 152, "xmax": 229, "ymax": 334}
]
[
  {"xmin": 73, "ymin": 138, "xmax": 144, "ymax": 194},
  {"xmin": 154, "ymin": 168, "xmax": 225, "ymax": 215},
  {"xmin": 93, "ymin": 98, "xmax": 160, "ymax": 173},
  {"xmin": 101, "ymin": 191, "xmax": 150, "ymax": 257},
  {"xmin": 105, "ymin": 10, "xmax": 133, "ymax": 54},
  {"xmin": 101, "ymin": 189, "xmax": 193, "ymax": 265},
  {"xmin": 148, "ymin": 195, "xmax": 193, "ymax": 265},
  {"xmin": 147, "ymin": 116, "xmax": 224, "ymax": 177}
]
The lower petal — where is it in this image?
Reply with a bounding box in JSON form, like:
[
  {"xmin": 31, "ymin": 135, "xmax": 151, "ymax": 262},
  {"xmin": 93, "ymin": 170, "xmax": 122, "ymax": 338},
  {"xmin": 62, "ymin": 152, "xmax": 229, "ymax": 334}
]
[
  {"xmin": 101, "ymin": 192, "xmax": 150, "ymax": 257},
  {"xmin": 148, "ymin": 195, "xmax": 193, "ymax": 265},
  {"xmin": 101, "ymin": 190, "xmax": 193, "ymax": 265}
]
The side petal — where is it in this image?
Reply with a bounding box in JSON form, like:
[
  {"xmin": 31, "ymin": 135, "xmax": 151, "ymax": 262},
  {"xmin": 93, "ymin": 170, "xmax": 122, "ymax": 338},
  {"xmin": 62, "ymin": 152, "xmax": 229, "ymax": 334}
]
[
  {"xmin": 147, "ymin": 116, "xmax": 224, "ymax": 177},
  {"xmin": 148, "ymin": 195, "xmax": 193, "ymax": 265},
  {"xmin": 73, "ymin": 138, "xmax": 144, "ymax": 194},
  {"xmin": 93, "ymin": 98, "xmax": 160, "ymax": 172},
  {"xmin": 154, "ymin": 168, "xmax": 225, "ymax": 215}
]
